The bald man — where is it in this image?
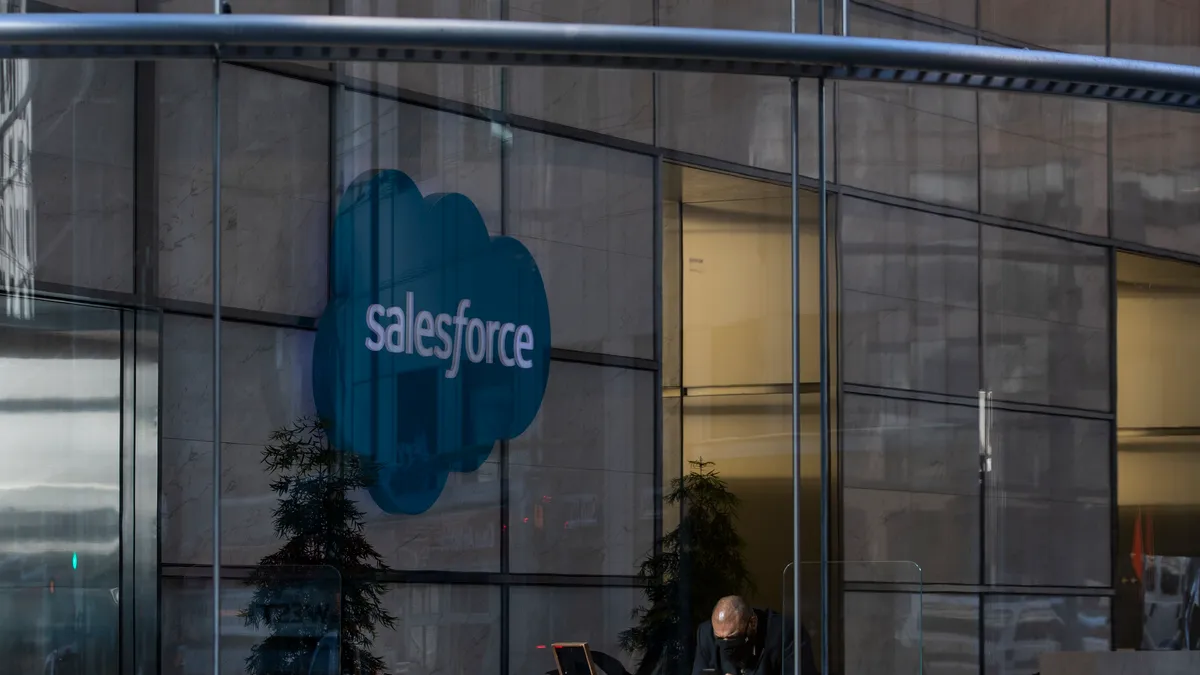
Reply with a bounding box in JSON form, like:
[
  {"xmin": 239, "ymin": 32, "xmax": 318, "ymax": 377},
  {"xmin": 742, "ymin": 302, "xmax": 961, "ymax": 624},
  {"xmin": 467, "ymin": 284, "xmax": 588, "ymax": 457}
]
[{"xmin": 691, "ymin": 596, "xmax": 818, "ymax": 675}]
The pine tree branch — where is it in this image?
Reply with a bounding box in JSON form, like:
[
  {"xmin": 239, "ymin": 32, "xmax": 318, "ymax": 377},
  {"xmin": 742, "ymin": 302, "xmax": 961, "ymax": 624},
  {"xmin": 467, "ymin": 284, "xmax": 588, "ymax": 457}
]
[{"xmin": 243, "ymin": 416, "xmax": 398, "ymax": 675}]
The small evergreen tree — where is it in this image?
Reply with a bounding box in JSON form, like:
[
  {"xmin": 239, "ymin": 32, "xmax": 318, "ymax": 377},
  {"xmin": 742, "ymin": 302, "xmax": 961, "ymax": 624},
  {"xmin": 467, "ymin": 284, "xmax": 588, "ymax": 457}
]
[
  {"xmin": 242, "ymin": 416, "xmax": 396, "ymax": 675},
  {"xmin": 619, "ymin": 459, "xmax": 753, "ymax": 675}
]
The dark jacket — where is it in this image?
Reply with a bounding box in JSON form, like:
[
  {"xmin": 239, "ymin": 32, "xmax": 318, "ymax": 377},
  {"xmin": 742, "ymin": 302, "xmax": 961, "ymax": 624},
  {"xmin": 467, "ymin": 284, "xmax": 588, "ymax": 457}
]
[{"xmin": 692, "ymin": 609, "xmax": 818, "ymax": 675}]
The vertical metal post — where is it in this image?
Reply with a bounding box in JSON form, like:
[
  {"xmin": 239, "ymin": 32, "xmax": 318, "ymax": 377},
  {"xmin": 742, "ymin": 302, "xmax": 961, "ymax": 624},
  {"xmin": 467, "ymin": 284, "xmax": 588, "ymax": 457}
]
[
  {"xmin": 211, "ymin": 1, "xmax": 223, "ymax": 670},
  {"xmin": 652, "ymin": 157, "xmax": 664, "ymax": 556},
  {"xmin": 789, "ymin": 76, "xmax": 802, "ymax": 675},
  {"xmin": 818, "ymin": 4, "xmax": 834, "ymax": 675},
  {"xmin": 787, "ymin": 0, "xmax": 796, "ymax": 667},
  {"xmin": 789, "ymin": 5, "xmax": 802, "ymax": 675},
  {"xmin": 806, "ymin": 5, "xmax": 835, "ymax": 672},
  {"xmin": 817, "ymin": 76, "xmax": 831, "ymax": 675}
]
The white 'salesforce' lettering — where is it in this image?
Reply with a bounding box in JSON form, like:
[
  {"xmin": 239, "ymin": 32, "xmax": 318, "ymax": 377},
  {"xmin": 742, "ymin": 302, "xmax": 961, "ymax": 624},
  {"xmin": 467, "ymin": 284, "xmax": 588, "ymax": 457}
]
[{"xmin": 364, "ymin": 292, "xmax": 534, "ymax": 379}]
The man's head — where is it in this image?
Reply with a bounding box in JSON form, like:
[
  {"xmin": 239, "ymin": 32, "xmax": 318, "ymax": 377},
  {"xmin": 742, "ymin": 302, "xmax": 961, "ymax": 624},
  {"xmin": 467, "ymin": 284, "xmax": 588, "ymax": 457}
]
[{"xmin": 712, "ymin": 595, "xmax": 757, "ymax": 640}]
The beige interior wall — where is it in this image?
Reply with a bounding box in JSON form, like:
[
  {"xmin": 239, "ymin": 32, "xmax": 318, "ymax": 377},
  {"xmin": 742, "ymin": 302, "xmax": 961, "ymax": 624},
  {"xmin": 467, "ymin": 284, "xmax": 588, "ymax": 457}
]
[
  {"xmin": 1118, "ymin": 446, "xmax": 1200, "ymax": 506},
  {"xmin": 681, "ymin": 394, "xmax": 822, "ymax": 612},
  {"xmin": 1117, "ymin": 292, "xmax": 1200, "ymax": 429},
  {"xmin": 673, "ymin": 167, "xmax": 825, "ymax": 613},
  {"xmin": 680, "ymin": 196, "xmax": 821, "ymax": 387},
  {"xmin": 1117, "ymin": 255, "xmax": 1200, "ymax": 507}
]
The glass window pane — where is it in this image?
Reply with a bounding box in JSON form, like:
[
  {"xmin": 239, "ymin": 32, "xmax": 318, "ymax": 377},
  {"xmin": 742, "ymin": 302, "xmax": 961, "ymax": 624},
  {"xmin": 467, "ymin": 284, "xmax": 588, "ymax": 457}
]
[
  {"xmin": 841, "ymin": 197, "xmax": 980, "ymax": 397},
  {"xmin": 506, "ymin": 0, "xmax": 653, "ymax": 142},
  {"xmin": 1111, "ymin": 104, "xmax": 1200, "ymax": 255},
  {"xmin": 842, "ymin": 394, "xmax": 980, "ymax": 585},
  {"xmin": 380, "ymin": 584, "xmax": 501, "ymax": 675},
  {"xmin": 990, "ymin": 411, "xmax": 1110, "ymax": 504},
  {"xmin": 658, "ymin": 72, "xmax": 817, "ymax": 176},
  {"xmin": 160, "ymin": 315, "xmax": 317, "ymax": 566},
  {"xmin": 980, "ymin": 91, "xmax": 1108, "ymax": 237},
  {"xmin": 162, "ymin": 578, "xmax": 262, "ymax": 675},
  {"xmin": 984, "ymin": 595, "xmax": 1111, "ymax": 675},
  {"xmin": 1110, "ymin": 1, "xmax": 1200, "ymax": 254},
  {"xmin": 1110, "ymin": 0, "xmax": 1200, "ymax": 65},
  {"xmin": 337, "ymin": 91, "xmax": 501, "ymax": 235},
  {"xmin": 656, "ymin": 0, "xmax": 822, "ymax": 176},
  {"xmin": 508, "ymin": 362, "xmax": 656, "ymax": 575},
  {"xmin": 683, "ymin": 394, "xmax": 794, "ymax": 608},
  {"xmin": 844, "ymin": 592, "xmax": 979, "ymax": 675},
  {"xmin": 157, "ymin": 62, "xmax": 329, "ymax": 317},
  {"xmin": 981, "ymin": 226, "xmax": 1110, "ymax": 411},
  {"xmin": 839, "ymin": 7, "xmax": 978, "ymax": 210},
  {"xmin": 985, "ymin": 411, "xmax": 1111, "ymax": 587},
  {"xmin": 680, "ymin": 172, "xmax": 791, "ymax": 387},
  {"xmin": 979, "ymin": 0, "xmax": 1105, "ymax": 54},
  {"xmin": 864, "ymin": 0, "xmax": 975, "ymax": 27},
  {"xmin": 31, "ymin": 58, "xmax": 134, "ymax": 293},
  {"xmin": 509, "ymin": 586, "xmax": 642, "ymax": 675},
  {"xmin": 0, "ymin": 300, "xmax": 122, "ymax": 675},
  {"xmin": 506, "ymin": 130, "xmax": 655, "ymax": 360},
  {"xmin": 338, "ymin": 0, "xmax": 500, "ymax": 109}
]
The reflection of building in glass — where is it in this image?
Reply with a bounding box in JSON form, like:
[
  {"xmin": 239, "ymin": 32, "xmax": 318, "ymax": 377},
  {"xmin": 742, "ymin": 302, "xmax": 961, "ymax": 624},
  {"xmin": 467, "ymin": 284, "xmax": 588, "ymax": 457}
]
[
  {"xmin": 6, "ymin": 5, "xmax": 1200, "ymax": 675},
  {"xmin": 0, "ymin": 0, "xmax": 32, "ymax": 320}
]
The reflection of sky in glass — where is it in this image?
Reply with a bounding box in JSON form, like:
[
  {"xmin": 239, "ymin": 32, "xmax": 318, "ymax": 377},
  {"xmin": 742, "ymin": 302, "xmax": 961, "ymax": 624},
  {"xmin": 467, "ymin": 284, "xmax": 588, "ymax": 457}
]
[
  {"xmin": 0, "ymin": 356, "xmax": 120, "ymax": 511},
  {"xmin": 0, "ymin": 356, "xmax": 117, "ymax": 399}
]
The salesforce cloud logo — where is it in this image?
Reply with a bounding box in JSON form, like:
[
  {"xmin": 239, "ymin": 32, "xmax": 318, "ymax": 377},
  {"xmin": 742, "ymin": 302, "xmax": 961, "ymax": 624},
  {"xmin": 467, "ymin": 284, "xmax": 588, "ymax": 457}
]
[{"xmin": 312, "ymin": 169, "xmax": 551, "ymax": 515}]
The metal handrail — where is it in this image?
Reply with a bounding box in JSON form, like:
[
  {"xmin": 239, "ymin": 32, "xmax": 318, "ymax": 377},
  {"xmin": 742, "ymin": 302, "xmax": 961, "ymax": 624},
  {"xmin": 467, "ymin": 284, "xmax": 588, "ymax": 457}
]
[{"xmin": 0, "ymin": 13, "xmax": 1198, "ymax": 109}]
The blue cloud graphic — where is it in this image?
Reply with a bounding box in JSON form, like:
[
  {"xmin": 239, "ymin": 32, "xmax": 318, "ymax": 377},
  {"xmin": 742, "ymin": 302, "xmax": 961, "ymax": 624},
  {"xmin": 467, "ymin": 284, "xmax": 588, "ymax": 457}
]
[{"xmin": 312, "ymin": 169, "xmax": 551, "ymax": 515}]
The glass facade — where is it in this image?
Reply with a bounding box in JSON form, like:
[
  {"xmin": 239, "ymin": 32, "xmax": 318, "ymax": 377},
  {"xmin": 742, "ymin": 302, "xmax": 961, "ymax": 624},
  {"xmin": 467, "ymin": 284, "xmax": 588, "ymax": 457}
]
[{"xmin": 2, "ymin": 2, "xmax": 1200, "ymax": 675}]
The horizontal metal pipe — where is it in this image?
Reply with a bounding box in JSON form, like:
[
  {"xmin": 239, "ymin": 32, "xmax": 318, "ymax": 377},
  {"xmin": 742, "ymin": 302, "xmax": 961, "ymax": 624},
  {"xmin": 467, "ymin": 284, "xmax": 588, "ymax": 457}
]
[{"xmin": 0, "ymin": 14, "xmax": 1199, "ymax": 107}]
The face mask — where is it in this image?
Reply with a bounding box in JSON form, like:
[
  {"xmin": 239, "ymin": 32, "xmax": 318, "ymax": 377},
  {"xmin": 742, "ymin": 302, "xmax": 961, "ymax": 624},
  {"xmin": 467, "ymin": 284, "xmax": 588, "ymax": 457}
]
[{"xmin": 717, "ymin": 636, "xmax": 750, "ymax": 665}]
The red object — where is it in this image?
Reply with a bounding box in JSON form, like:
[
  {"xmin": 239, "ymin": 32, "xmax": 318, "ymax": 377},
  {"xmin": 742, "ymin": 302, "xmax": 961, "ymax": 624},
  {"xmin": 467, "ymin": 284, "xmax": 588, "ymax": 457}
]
[{"xmin": 1131, "ymin": 509, "xmax": 1157, "ymax": 583}]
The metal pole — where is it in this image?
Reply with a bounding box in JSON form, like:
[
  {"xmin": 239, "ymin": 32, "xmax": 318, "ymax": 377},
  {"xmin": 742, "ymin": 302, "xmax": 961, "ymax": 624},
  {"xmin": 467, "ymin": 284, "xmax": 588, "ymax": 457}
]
[
  {"xmin": 211, "ymin": 0, "xmax": 222, "ymax": 670},
  {"xmin": 789, "ymin": 0, "xmax": 803, "ymax": 669},
  {"xmin": 789, "ymin": 76, "xmax": 802, "ymax": 675},
  {"xmin": 790, "ymin": 0, "xmax": 802, "ymax": 664},
  {"xmin": 817, "ymin": 75, "xmax": 831, "ymax": 675},
  {"xmin": 818, "ymin": 5, "xmax": 834, "ymax": 675}
]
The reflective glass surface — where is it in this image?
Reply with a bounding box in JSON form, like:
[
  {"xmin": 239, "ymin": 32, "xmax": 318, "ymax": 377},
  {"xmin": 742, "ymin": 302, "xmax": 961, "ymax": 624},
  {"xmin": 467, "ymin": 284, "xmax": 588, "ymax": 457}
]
[
  {"xmin": 5, "ymin": 3, "xmax": 1200, "ymax": 675},
  {"xmin": 0, "ymin": 300, "xmax": 121, "ymax": 675}
]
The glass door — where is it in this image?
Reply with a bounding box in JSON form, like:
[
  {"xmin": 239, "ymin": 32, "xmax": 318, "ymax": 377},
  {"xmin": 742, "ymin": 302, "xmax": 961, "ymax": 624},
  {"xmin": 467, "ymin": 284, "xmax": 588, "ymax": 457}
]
[{"xmin": 0, "ymin": 298, "xmax": 122, "ymax": 675}]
